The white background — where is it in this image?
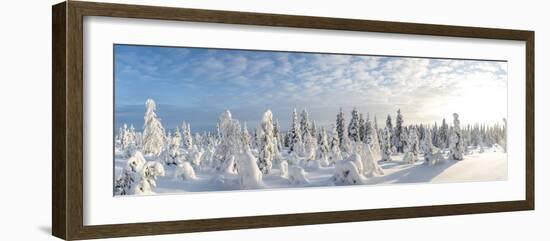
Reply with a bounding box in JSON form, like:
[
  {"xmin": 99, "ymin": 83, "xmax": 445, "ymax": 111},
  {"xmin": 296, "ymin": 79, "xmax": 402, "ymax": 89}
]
[
  {"xmin": 84, "ymin": 16, "xmax": 525, "ymax": 225},
  {"xmin": 0, "ymin": 0, "xmax": 547, "ymax": 240}
]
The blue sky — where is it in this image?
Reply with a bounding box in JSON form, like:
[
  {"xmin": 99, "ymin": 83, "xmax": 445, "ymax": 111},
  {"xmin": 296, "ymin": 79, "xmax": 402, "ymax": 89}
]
[{"xmin": 115, "ymin": 44, "xmax": 507, "ymax": 133}]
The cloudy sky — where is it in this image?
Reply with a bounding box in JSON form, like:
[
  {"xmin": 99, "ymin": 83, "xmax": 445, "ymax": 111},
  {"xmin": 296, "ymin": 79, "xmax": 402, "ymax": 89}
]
[{"xmin": 114, "ymin": 44, "xmax": 507, "ymax": 132}]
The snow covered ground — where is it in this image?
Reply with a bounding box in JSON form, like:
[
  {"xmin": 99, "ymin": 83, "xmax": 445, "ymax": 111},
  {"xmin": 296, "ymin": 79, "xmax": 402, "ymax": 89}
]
[{"xmin": 114, "ymin": 146, "xmax": 507, "ymax": 194}]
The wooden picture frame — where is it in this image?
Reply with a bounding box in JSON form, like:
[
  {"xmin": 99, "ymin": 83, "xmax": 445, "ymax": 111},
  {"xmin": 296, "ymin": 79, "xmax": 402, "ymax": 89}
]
[{"xmin": 52, "ymin": 1, "xmax": 534, "ymax": 240}]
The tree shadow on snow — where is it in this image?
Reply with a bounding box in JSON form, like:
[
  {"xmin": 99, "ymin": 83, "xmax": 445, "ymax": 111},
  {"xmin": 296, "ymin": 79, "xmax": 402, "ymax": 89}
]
[{"xmin": 368, "ymin": 160, "xmax": 459, "ymax": 184}]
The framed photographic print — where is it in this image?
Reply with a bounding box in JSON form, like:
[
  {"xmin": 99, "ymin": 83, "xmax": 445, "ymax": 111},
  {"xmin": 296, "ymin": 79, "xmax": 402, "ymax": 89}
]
[{"xmin": 52, "ymin": 1, "xmax": 534, "ymax": 240}]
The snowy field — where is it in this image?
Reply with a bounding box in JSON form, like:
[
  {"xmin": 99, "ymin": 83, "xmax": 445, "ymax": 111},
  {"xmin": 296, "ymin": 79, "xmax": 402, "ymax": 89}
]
[{"xmin": 114, "ymin": 144, "xmax": 507, "ymax": 194}]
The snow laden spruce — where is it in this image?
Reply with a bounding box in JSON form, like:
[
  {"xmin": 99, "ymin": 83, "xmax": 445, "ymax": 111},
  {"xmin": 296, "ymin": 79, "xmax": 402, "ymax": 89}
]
[{"xmin": 114, "ymin": 99, "xmax": 508, "ymax": 195}]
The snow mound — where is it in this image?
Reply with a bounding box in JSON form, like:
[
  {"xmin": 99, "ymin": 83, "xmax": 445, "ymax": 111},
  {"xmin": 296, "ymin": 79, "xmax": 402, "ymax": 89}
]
[
  {"xmin": 333, "ymin": 154, "xmax": 367, "ymax": 185},
  {"xmin": 288, "ymin": 152, "xmax": 300, "ymax": 166},
  {"xmin": 174, "ymin": 162, "xmax": 196, "ymax": 180},
  {"xmin": 349, "ymin": 153, "xmax": 364, "ymax": 174},
  {"xmin": 223, "ymin": 156, "xmax": 237, "ymax": 174},
  {"xmin": 305, "ymin": 159, "xmax": 323, "ymax": 171},
  {"xmin": 280, "ymin": 160, "xmax": 289, "ymax": 178},
  {"xmin": 361, "ymin": 145, "xmax": 384, "ymax": 177},
  {"xmin": 288, "ymin": 165, "xmax": 309, "ymax": 185},
  {"xmin": 236, "ymin": 149, "xmax": 264, "ymax": 189},
  {"xmin": 127, "ymin": 151, "xmax": 146, "ymax": 172},
  {"xmin": 142, "ymin": 161, "xmax": 165, "ymax": 178},
  {"xmin": 211, "ymin": 174, "xmax": 240, "ymax": 190},
  {"xmin": 140, "ymin": 161, "xmax": 165, "ymax": 188},
  {"xmin": 188, "ymin": 149, "xmax": 203, "ymax": 167},
  {"xmin": 134, "ymin": 179, "xmax": 155, "ymax": 195}
]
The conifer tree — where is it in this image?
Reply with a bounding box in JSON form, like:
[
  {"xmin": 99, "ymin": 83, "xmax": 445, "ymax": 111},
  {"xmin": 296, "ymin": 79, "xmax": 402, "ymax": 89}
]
[
  {"xmin": 317, "ymin": 127, "xmax": 330, "ymax": 165},
  {"xmin": 439, "ymin": 118, "xmax": 449, "ymax": 149},
  {"xmin": 165, "ymin": 127, "xmax": 182, "ymax": 166},
  {"xmin": 242, "ymin": 122, "xmax": 251, "ymax": 148},
  {"xmin": 502, "ymin": 118, "xmax": 507, "ymax": 152},
  {"xmin": 358, "ymin": 113, "xmax": 366, "ymax": 142},
  {"xmin": 121, "ymin": 123, "xmax": 137, "ymax": 157},
  {"xmin": 395, "ymin": 109, "xmax": 404, "ymax": 153},
  {"xmin": 142, "ymin": 99, "xmax": 166, "ymax": 156},
  {"xmin": 181, "ymin": 122, "xmax": 193, "ymax": 150},
  {"xmin": 289, "ymin": 108, "xmax": 303, "ymax": 154},
  {"xmin": 364, "ymin": 114, "xmax": 373, "ymax": 144},
  {"xmin": 329, "ymin": 124, "xmax": 342, "ymax": 162},
  {"xmin": 258, "ymin": 110, "xmax": 275, "ymax": 174},
  {"xmin": 449, "ymin": 113, "xmax": 465, "ymax": 160},
  {"xmin": 336, "ymin": 108, "xmax": 349, "ymax": 151},
  {"xmin": 348, "ymin": 108, "xmax": 361, "ymax": 142},
  {"xmin": 385, "ymin": 114, "xmax": 393, "ymax": 151},
  {"xmin": 380, "ymin": 127, "xmax": 392, "ymax": 162},
  {"xmin": 300, "ymin": 109, "xmax": 311, "ymax": 141},
  {"xmin": 273, "ymin": 119, "xmax": 282, "ymax": 152}
]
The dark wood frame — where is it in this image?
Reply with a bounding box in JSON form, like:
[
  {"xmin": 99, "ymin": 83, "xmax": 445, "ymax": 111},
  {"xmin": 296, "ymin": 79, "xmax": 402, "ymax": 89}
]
[{"xmin": 52, "ymin": 1, "xmax": 535, "ymax": 240}]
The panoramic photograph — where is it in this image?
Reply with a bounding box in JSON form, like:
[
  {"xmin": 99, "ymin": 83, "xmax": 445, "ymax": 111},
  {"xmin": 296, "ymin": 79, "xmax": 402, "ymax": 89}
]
[{"xmin": 113, "ymin": 44, "xmax": 508, "ymax": 196}]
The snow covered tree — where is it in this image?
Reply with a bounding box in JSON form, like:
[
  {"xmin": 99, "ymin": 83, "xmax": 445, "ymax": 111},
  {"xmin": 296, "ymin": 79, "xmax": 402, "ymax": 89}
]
[
  {"xmin": 348, "ymin": 108, "xmax": 361, "ymax": 142},
  {"xmin": 165, "ymin": 127, "xmax": 182, "ymax": 166},
  {"xmin": 463, "ymin": 124, "xmax": 471, "ymax": 148},
  {"xmin": 121, "ymin": 123, "xmax": 137, "ymax": 157},
  {"xmin": 181, "ymin": 122, "xmax": 193, "ymax": 150},
  {"xmin": 114, "ymin": 168, "xmax": 135, "ymax": 195},
  {"xmin": 502, "ymin": 118, "xmax": 507, "ymax": 152},
  {"xmin": 329, "ymin": 124, "xmax": 342, "ymax": 163},
  {"xmin": 249, "ymin": 128, "xmax": 258, "ymax": 150},
  {"xmin": 449, "ymin": 113, "xmax": 465, "ymax": 160},
  {"xmin": 364, "ymin": 114, "xmax": 374, "ymax": 144},
  {"xmin": 439, "ymin": 118, "xmax": 449, "ymax": 149},
  {"xmin": 311, "ymin": 120, "xmax": 318, "ymax": 142},
  {"xmin": 403, "ymin": 127, "xmax": 419, "ymax": 164},
  {"xmin": 395, "ymin": 109, "xmax": 404, "ymax": 153},
  {"xmin": 258, "ymin": 110, "xmax": 275, "ymax": 174},
  {"xmin": 421, "ymin": 128, "xmax": 442, "ymax": 165},
  {"xmin": 358, "ymin": 113, "xmax": 366, "ymax": 142},
  {"xmin": 242, "ymin": 122, "xmax": 251, "ymax": 148},
  {"xmin": 273, "ymin": 119, "xmax": 283, "ymax": 153},
  {"xmin": 336, "ymin": 108, "xmax": 347, "ymax": 150},
  {"xmin": 374, "ymin": 115, "xmax": 381, "ymax": 146},
  {"xmin": 116, "ymin": 151, "xmax": 165, "ymax": 195},
  {"xmin": 283, "ymin": 132, "xmax": 290, "ymax": 148},
  {"xmin": 373, "ymin": 115, "xmax": 379, "ymax": 134},
  {"xmin": 386, "ymin": 114, "xmax": 393, "ymax": 130},
  {"xmin": 368, "ymin": 123, "xmax": 382, "ymax": 161},
  {"xmin": 135, "ymin": 160, "xmax": 166, "ymax": 195},
  {"xmin": 212, "ymin": 110, "xmax": 243, "ymax": 172},
  {"xmin": 385, "ymin": 114, "xmax": 393, "ymax": 151},
  {"xmin": 288, "ymin": 108, "xmax": 303, "ymax": 154},
  {"xmin": 421, "ymin": 128, "xmax": 434, "ymax": 155},
  {"xmin": 300, "ymin": 109, "xmax": 311, "ymax": 140},
  {"xmin": 142, "ymin": 99, "xmax": 166, "ymax": 156},
  {"xmin": 116, "ymin": 126, "xmax": 124, "ymax": 147},
  {"xmin": 303, "ymin": 127, "xmax": 317, "ymax": 163},
  {"xmin": 288, "ymin": 165, "xmax": 309, "ymax": 185},
  {"xmin": 174, "ymin": 162, "xmax": 196, "ymax": 180},
  {"xmin": 355, "ymin": 142, "xmax": 384, "ymax": 177},
  {"xmin": 432, "ymin": 122, "xmax": 439, "ymax": 147},
  {"xmin": 332, "ymin": 154, "xmax": 367, "ymax": 185},
  {"xmin": 301, "ymin": 110, "xmax": 317, "ymax": 162},
  {"xmin": 380, "ymin": 127, "xmax": 392, "ymax": 162},
  {"xmin": 236, "ymin": 147, "xmax": 264, "ymax": 189},
  {"xmin": 317, "ymin": 127, "xmax": 330, "ymax": 166}
]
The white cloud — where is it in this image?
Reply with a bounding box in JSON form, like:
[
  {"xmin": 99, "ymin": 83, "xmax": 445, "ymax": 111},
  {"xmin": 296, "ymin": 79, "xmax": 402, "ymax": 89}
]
[{"xmin": 117, "ymin": 45, "xmax": 508, "ymax": 129}]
